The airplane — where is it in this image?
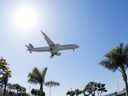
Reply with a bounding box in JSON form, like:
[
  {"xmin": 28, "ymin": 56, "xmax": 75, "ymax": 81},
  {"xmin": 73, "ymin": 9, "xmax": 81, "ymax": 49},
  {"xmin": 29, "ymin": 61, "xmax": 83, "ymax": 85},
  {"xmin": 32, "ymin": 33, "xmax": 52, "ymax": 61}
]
[{"xmin": 25, "ymin": 31, "xmax": 79, "ymax": 58}]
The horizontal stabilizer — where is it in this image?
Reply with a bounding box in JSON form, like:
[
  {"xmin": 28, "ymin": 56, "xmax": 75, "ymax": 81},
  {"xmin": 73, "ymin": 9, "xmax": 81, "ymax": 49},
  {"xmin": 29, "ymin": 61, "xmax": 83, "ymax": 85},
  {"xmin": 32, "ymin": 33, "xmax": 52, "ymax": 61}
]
[
  {"xmin": 25, "ymin": 43, "xmax": 34, "ymax": 53},
  {"xmin": 29, "ymin": 43, "xmax": 34, "ymax": 48}
]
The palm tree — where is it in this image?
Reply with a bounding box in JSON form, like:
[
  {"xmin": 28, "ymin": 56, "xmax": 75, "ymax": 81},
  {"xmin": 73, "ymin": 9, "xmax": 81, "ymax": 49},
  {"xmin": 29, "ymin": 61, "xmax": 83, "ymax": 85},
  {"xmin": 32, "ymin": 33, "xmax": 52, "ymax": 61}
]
[
  {"xmin": 84, "ymin": 81, "xmax": 98, "ymax": 96},
  {"xmin": 0, "ymin": 58, "xmax": 11, "ymax": 96},
  {"xmin": 31, "ymin": 88, "xmax": 40, "ymax": 96},
  {"xmin": 82, "ymin": 88, "xmax": 88, "ymax": 96},
  {"xmin": 97, "ymin": 83, "xmax": 107, "ymax": 96},
  {"xmin": 83, "ymin": 82, "xmax": 107, "ymax": 96},
  {"xmin": 66, "ymin": 89, "xmax": 75, "ymax": 96},
  {"xmin": 13, "ymin": 84, "xmax": 26, "ymax": 94},
  {"xmin": 45, "ymin": 80, "xmax": 60, "ymax": 96},
  {"xmin": 28, "ymin": 67, "xmax": 47, "ymax": 96},
  {"xmin": 100, "ymin": 43, "xmax": 128, "ymax": 96},
  {"xmin": 74, "ymin": 89, "xmax": 82, "ymax": 96},
  {"xmin": 13, "ymin": 84, "xmax": 21, "ymax": 94}
]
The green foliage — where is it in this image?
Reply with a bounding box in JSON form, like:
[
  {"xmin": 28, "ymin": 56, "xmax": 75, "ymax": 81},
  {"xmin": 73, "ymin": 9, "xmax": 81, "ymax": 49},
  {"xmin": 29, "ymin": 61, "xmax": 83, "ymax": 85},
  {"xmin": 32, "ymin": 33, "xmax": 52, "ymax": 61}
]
[
  {"xmin": 0, "ymin": 58, "xmax": 11, "ymax": 96},
  {"xmin": 74, "ymin": 89, "xmax": 82, "ymax": 96},
  {"xmin": 66, "ymin": 89, "xmax": 75, "ymax": 96},
  {"xmin": 28, "ymin": 67, "xmax": 47, "ymax": 96},
  {"xmin": 100, "ymin": 43, "xmax": 128, "ymax": 96},
  {"xmin": 45, "ymin": 80, "xmax": 60, "ymax": 87},
  {"xmin": 66, "ymin": 88, "xmax": 82, "ymax": 96},
  {"xmin": 0, "ymin": 58, "xmax": 11, "ymax": 80},
  {"xmin": 12, "ymin": 83, "xmax": 26, "ymax": 93},
  {"xmin": 100, "ymin": 43, "xmax": 128, "ymax": 72},
  {"xmin": 28, "ymin": 67, "xmax": 47, "ymax": 85},
  {"xmin": 31, "ymin": 88, "xmax": 41, "ymax": 96},
  {"xmin": 7, "ymin": 83, "xmax": 28, "ymax": 96},
  {"xmin": 83, "ymin": 81, "xmax": 107, "ymax": 96},
  {"xmin": 84, "ymin": 81, "xmax": 97, "ymax": 95}
]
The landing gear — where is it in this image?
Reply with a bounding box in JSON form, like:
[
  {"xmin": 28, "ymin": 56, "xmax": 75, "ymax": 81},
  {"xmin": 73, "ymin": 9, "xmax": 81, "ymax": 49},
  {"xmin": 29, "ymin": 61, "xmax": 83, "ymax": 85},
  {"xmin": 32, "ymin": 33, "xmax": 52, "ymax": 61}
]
[
  {"xmin": 50, "ymin": 52, "xmax": 61, "ymax": 58},
  {"xmin": 50, "ymin": 54, "xmax": 54, "ymax": 58},
  {"xmin": 56, "ymin": 52, "xmax": 61, "ymax": 56}
]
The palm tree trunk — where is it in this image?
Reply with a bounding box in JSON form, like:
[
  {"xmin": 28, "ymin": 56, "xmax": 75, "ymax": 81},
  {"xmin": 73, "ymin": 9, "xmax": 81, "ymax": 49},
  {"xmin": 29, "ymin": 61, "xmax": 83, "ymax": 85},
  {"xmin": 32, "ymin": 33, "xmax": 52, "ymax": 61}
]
[
  {"xmin": 123, "ymin": 73, "xmax": 128, "ymax": 96},
  {"xmin": 40, "ymin": 83, "xmax": 43, "ymax": 91},
  {"xmin": 40, "ymin": 83, "xmax": 45, "ymax": 96},
  {"xmin": 3, "ymin": 76, "xmax": 8, "ymax": 96},
  {"xmin": 124, "ymin": 81, "xmax": 128, "ymax": 96},
  {"xmin": 121, "ymin": 67, "xmax": 128, "ymax": 96},
  {"xmin": 3, "ymin": 83, "xmax": 7, "ymax": 96}
]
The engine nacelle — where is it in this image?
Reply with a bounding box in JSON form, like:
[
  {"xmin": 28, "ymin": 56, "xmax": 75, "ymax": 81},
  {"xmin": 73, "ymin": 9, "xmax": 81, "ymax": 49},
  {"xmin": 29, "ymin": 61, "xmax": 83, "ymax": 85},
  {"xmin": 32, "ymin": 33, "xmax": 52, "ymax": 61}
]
[{"xmin": 56, "ymin": 52, "xmax": 61, "ymax": 56}]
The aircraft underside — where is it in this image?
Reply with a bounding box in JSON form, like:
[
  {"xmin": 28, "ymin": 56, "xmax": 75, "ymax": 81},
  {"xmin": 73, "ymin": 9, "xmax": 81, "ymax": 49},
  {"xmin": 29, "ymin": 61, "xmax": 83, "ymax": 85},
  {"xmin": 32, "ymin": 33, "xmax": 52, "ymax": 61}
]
[
  {"xmin": 50, "ymin": 48, "xmax": 61, "ymax": 58},
  {"xmin": 26, "ymin": 31, "xmax": 79, "ymax": 58}
]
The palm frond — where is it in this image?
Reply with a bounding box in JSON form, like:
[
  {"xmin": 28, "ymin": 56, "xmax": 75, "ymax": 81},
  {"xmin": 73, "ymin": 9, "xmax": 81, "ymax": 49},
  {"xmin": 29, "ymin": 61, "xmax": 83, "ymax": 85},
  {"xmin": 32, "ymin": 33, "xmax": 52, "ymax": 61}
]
[
  {"xmin": 28, "ymin": 68, "xmax": 42, "ymax": 84},
  {"xmin": 100, "ymin": 43, "xmax": 128, "ymax": 71},
  {"xmin": 28, "ymin": 67, "xmax": 48, "ymax": 86},
  {"xmin": 32, "ymin": 68, "xmax": 42, "ymax": 80},
  {"xmin": 100, "ymin": 59, "xmax": 118, "ymax": 72},
  {"xmin": 45, "ymin": 80, "xmax": 60, "ymax": 87}
]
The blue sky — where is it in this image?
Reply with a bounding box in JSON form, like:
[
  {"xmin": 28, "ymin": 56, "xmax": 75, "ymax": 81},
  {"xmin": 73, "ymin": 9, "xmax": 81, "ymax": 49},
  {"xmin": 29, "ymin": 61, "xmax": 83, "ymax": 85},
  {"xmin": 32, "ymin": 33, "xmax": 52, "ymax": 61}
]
[{"xmin": 0, "ymin": 0, "xmax": 128, "ymax": 95}]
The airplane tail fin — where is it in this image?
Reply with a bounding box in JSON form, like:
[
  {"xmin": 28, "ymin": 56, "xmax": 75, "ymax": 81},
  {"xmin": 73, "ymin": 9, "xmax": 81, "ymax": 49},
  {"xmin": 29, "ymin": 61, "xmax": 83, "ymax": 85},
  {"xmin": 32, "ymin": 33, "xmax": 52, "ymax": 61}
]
[{"xmin": 25, "ymin": 43, "xmax": 34, "ymax": 53}]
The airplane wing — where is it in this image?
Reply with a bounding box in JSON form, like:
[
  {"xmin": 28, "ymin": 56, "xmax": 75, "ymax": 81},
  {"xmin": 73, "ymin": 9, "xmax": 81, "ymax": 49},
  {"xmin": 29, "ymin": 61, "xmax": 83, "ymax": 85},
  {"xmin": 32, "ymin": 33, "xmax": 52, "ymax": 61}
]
[
  {"xmin": 57, "ymin": 44, "xmax": 79, "ymax": 51},
  {"xmin": 40, "ymin": 31, "xmax": 55, "ymax": 46}
]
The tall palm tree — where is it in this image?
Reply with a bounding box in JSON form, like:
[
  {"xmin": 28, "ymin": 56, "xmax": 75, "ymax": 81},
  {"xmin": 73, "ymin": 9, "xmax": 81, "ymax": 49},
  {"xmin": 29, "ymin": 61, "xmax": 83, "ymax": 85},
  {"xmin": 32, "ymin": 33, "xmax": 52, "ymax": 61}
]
[
  {"xmin": 45, "ymin": 80, "xmax": 60, "ymax": 96},
  {"xmin": 100, "ymin": 43, "xmax": 128, "ymax": 96},
  {"xmin": 28, "ymin": 67, "xmax": 47, "ymax": 96},
  {"xmin": 0, "ymin": 58, "xmax": 11, "ymax": 96}
]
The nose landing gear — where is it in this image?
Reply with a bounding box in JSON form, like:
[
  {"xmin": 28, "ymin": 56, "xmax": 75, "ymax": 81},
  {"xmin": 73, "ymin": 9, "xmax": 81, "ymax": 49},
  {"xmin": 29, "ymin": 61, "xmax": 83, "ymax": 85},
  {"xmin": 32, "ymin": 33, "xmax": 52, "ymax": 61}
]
[{"xmin": 50, "ymin": 54, "xmax": 54, "ymax": 58}]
